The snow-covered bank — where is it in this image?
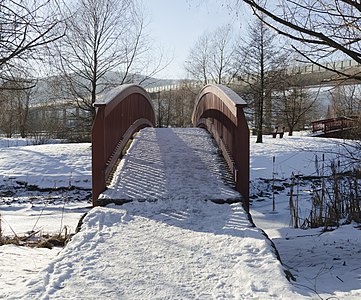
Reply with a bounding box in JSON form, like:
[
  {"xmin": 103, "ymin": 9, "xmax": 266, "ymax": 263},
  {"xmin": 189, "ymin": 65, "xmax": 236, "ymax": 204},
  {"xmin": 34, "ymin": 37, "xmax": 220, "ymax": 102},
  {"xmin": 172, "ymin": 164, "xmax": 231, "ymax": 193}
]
[
  {"xmin": 250, "ymin": 133, "xmax": 349, "ymax": 180},
  {"xmin": 0, "ymin": 138, "xmax": 92, "ymax": 237},
  {"xmin": 0, "ymin": 245, "xmax": 60, "ymax": 297},
  {"xmin": 0, "ymin": 138, "xmax": 92, "ymax": 298},
  {"xmin": 0, "ymin": 141, "xmax": 91, "ymax": 189},
  {"xmin": 250, "ymin": 134, "xmax": 361, "ymax": 299},
  {"xmin": 0, "ymin": 202, "xmax": 90, "ymax": 237}
]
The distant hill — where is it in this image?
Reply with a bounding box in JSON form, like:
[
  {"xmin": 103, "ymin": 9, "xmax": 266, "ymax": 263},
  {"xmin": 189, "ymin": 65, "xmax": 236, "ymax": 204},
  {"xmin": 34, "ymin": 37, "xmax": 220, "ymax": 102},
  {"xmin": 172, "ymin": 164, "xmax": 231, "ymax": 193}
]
[{"xmin": 30, "ymin": 72, "xmax": 183, "ymax": 105}]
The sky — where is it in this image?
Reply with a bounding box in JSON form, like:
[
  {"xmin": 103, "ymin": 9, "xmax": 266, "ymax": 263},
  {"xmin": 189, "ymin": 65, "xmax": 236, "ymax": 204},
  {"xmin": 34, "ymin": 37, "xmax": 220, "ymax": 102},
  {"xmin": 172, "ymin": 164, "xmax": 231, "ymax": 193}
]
[{"xmin": 144, "ymin": 0, "xmax": 250, "ymax": 79}]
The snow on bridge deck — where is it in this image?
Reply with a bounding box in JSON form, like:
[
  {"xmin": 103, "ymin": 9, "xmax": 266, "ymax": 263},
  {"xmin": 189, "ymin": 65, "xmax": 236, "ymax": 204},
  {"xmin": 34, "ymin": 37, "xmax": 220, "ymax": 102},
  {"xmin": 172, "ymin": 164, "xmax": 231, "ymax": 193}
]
[
  {"xmin": 16, "ymin": 128, "xmax": 300, "ymax": 299},
  {"xmin": 100, "ymin": 128, "xmax": 240, "ymax": 204}
]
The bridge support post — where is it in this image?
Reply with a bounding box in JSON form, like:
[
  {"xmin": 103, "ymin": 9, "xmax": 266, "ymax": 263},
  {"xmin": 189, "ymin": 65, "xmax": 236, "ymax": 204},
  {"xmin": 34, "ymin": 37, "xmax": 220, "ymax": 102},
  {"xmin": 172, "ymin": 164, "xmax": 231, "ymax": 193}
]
[
  {"xmin": 235, "ymin": 105, "xmax": 250, "ymax": 210},
  {"xmin": 92, "ymin": 105, "xmax": 106, "ymax": 205}
]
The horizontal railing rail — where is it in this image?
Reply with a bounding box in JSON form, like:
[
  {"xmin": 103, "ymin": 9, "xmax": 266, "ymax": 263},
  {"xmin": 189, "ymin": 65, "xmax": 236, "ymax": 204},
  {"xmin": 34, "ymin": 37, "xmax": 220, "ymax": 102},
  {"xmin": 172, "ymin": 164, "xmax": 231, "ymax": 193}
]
[{"xmin": 312, "ymin": 116, "xmax": 358, "ymax": 134}]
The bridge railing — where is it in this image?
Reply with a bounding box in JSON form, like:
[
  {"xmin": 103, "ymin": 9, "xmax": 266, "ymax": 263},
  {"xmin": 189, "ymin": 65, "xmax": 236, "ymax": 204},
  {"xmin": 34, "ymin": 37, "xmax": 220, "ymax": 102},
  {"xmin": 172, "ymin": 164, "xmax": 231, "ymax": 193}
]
[
  {"xmin": 311, "ymin": 116, "xmax": 358, "ymax": 135},
  {"xmin": 192, "ymin": 84, "xmax": 250, "ymax": 210},
  {"xmin": 92, "ymin": 84, "xmax": 156, "ymax": 205}
]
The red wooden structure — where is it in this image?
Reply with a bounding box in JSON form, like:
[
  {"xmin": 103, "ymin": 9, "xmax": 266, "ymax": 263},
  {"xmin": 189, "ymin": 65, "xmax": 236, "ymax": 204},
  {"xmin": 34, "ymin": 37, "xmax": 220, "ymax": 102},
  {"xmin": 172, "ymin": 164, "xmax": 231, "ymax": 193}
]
[
  {"xmin": 92, "ymin": 83, "xmax": 250, "ymax": 210},
  {"xmin": 311, "ymin": 116, "xmax": 358, "ymax": 138},
  {"xmin": 192, "ymin": 84, "xmax": 250, "ymax": 210},
  {"xmin": 92, "ymin": 84, "xmax": 156, "ymax": 205}
]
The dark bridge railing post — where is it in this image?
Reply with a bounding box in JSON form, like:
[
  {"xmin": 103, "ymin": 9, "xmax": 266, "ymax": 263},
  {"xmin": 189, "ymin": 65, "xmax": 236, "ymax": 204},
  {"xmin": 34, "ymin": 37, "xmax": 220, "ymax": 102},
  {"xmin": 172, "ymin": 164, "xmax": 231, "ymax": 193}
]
[
  {"xmin": 92, "ymin": 84, "xmax": 155, "ymax": 206},
  {"xmin": 235, "ymin": 104, "xmax": 250, "ymax": 205},
  {"xmin": 92, "ymin": 104, "xmax": 106, "ymax": 206},
  {"xmin": 192, "ymin": 84, "xmax": 250, "ymax": 210}
]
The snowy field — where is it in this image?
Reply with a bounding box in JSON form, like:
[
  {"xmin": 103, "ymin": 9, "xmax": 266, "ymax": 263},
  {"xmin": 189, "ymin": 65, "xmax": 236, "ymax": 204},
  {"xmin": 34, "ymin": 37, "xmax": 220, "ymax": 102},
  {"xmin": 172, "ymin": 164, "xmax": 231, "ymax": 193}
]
[
  {"xmin": 0, "ymin": 139, "xmax": 92, "ymax": 235},
  {"xmin": 0, "ymin": 139, "xmax": 92, "ymax": 190},
  {"xmin": 0, "ymin": 139, "xmax": 92, "ymax": 297},
  {"xmin": 0, "ymin": 131, "xmax": 360, "ymax": 299},
  {"xmin": 250, "ymin": 134, "xmax": 361, "ymax": 299}
]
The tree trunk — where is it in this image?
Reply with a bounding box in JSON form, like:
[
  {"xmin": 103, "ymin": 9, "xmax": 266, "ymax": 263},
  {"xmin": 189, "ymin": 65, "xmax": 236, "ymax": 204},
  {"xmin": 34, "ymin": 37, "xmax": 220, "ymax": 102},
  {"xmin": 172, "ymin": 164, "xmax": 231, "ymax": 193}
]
[
  {"xmin": 288, "ymin": 128, "xmax": 294, "ymax": 136},
  {"xmin": 256, "ymin": 38, "xmax": 265, "ymax": 143}
]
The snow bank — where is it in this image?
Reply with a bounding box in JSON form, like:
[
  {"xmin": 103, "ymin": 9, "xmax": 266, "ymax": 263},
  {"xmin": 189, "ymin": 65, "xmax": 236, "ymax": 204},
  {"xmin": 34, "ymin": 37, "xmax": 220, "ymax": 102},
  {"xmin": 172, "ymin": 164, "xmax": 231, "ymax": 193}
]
[
  {"xmin": 0, "ymin": 142, "xmax": 91, "ymax": 189},
  {"xmin": 0, "ymin": 203, "xmax": 90, "ymax": 237},
  {"xmin": 250, "ymin": 134, "xmax": 351, "ymax": 179},
  {"xmin": 250, "ymin": 133, "xmax": 361, "ymax": 299},
  {"xmin": 0, "ymin": 245, "xmax": 60, "ymax": 298}
]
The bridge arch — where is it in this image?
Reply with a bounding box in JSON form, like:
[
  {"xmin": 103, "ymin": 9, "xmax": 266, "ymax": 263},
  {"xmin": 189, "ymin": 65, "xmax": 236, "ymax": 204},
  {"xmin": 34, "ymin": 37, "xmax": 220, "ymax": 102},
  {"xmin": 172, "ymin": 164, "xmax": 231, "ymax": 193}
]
[
  {"xmin": 92, "ymin": 84, "xmax": 155, "ymax": 205},
  {"xmin": 192, "ymin": 84, "xmax": 249, "ymax": 210}
]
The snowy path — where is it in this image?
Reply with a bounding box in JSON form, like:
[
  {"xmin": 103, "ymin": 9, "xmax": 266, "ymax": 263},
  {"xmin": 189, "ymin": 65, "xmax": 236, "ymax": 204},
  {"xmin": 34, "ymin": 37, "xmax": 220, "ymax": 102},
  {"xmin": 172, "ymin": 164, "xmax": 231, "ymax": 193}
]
[
  {"xmin": 15, "ymin": 202, "xmax": 298, "ymax": 299},
  {"xmin": 12, "ymin": 128, "xmax": 300, "ymax": 299}
]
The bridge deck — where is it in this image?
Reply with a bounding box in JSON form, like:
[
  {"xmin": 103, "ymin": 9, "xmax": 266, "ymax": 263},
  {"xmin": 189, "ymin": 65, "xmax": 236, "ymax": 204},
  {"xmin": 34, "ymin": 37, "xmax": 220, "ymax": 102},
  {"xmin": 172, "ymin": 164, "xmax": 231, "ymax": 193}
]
[{"xmin": 98, "ymin": 127, "xmax": 241, "ymax": 205}]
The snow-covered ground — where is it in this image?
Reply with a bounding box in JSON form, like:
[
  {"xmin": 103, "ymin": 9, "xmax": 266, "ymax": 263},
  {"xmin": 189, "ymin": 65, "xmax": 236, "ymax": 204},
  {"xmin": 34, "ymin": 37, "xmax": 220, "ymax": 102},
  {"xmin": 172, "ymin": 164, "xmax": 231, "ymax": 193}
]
[
  {"xmin": 0, "ymin": 139, "xmax": 92, "ymax": 235},
  {"xmin": 250, "ymin": 134, "xmax": 361, "ymax": 299},
  {"xmin": 0, "ymin": 141, "xmax": 92, "ymax": 190},
  {"xmin": 0, "ymin": 131, "xmax": 360, "ymax": 299}
]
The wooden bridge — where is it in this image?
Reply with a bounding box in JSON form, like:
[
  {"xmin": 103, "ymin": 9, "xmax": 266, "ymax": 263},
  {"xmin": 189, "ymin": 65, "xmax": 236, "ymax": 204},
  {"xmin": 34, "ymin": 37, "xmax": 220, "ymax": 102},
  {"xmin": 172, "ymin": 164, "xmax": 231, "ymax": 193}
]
[
  {"xmin": 91, "ymin": 84, "xmax": 249, "ymax": 210},
  {"xmin": 20, "ymin": 85, "xmax": 304, "ymax": 299},
  {"xmin": 311, "ymin": 116, "xmax": 359, "ymax": 138}
]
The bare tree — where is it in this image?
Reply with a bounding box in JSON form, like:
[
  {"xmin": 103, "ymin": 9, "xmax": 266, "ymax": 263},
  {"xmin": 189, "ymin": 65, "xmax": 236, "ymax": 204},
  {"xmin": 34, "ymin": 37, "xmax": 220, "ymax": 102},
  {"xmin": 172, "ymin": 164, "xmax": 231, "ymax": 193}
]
[
  {"xmin": 186, "ymin": 25, "xmax": 237, "ymax": 85},
  {"xmin": 0, "ymin": 79, "xmax": 35, "ymax": 137},
  {"xmin": 153, "ymin": 90, "xmax": 170, "ymax": 128},
  {"xmin": 230, "ymin": 0, "xmax": 361, "ymax": 79},
  {"xmin": 236, "ymin": 17, "xmax": 286, "ymax": 143},
  {"xmin": 275, "ymin": 72, "xmax": 319, "ymax": 136},
  {"xmin": 55, "ymin": 0, "xmax": 164, "ymax": 133},
  {"xmin": 329, "ymin": 85, "xmax": 361, "ymax": 118},
  {"xmin": 150, "ymin": 82, "xmax": 199, "ymax": 128},
  {"xmin": 210, "ymin": 26, "xmax": 238, "ymax": 84},
  {"xmin": 186, "ymin": 32, "xmax": 211, "ymax": 85},
  {"xmin": 0, "ymin": 1, "xmax": 64, "ymax": 137},
  {"xmin": 0, "ymin": 0, "xmax": 63, "ymax": 83},
  {"xmin": 169, "ymin": 83, "xmax": 198, "ymax": 127}
]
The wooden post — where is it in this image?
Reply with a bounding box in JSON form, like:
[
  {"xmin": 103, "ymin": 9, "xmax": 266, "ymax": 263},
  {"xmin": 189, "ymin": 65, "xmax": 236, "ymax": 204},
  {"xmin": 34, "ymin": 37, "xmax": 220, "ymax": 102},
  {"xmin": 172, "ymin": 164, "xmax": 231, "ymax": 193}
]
[
  {"xmin": 92, "ymin": 105, "xmax": 106, "ymax": 206},
  {"xmin": 236, "ymin": 104, "xmax": 250, "ymax": 211}
]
